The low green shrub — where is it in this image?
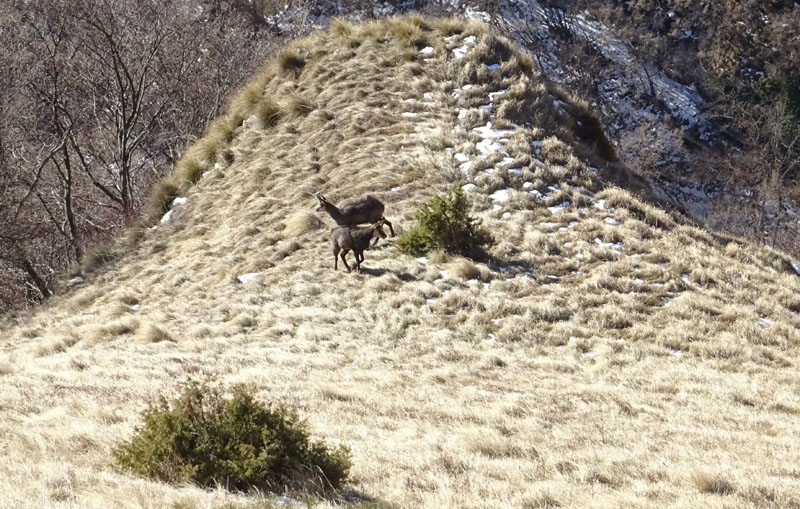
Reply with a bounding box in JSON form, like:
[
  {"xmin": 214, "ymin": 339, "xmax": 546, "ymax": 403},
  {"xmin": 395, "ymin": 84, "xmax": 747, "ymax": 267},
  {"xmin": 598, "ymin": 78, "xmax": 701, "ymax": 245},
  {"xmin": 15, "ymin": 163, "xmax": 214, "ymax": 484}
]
[
  {"xmin": 114, "ymin": 381, "xmax": 351, "ymax": 494},
  {"xmin": 397, "ymin": 187, "xmax": 493, "ymax": 258}
]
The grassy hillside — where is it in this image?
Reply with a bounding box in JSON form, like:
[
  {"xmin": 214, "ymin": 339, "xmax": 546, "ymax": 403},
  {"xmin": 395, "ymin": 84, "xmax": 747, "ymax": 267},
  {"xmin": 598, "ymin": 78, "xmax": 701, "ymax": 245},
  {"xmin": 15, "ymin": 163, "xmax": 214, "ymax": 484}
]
[{"xmin": 2, "ymin": 16, "xmax": 800, "ymax": 508}]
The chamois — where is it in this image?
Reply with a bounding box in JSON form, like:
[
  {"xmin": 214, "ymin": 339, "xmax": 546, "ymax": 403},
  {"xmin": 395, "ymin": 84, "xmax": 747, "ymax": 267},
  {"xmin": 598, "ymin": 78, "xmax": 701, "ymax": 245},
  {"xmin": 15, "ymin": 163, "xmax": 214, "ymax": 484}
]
[
  {"xmin": 315, "ymin": 192, "xmax": 395, "ymax": 243},
  {"xmin": 330, "ymin": 220, "xmax": 387, "ymax": 273}
]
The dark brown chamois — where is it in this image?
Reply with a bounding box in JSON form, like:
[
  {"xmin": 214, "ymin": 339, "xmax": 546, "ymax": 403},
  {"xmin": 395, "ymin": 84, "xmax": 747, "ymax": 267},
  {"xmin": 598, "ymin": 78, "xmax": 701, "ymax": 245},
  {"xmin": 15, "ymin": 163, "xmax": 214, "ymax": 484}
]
[
  {"xmin": 330, "ymin": 220, "xmax": 387, "ymax": 273},
  {"xmin": 315, "ymin": 192, "xmax": 395, "ymax": 243}
]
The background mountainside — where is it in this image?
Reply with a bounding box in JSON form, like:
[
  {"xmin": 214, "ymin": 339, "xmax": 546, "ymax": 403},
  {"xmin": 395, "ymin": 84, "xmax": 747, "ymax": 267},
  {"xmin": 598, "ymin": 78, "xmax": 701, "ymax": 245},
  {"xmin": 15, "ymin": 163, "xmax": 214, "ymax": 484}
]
[
  {"xmin": 3, "ymin": 0, "xmax": 800, "ymax": 313},
  {"xmin": 2, "ymin": 16, "xmax": 800, "ymax": 508}
]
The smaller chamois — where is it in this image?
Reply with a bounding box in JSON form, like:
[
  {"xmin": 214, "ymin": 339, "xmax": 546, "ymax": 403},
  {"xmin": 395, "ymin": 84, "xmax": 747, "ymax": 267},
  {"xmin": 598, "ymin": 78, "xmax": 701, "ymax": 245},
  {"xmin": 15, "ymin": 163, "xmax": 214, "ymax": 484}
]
[
  {"xmin": 315, "ymin": 192, "xmax": 394, "ymax": 244},
  {"xmin": 330, "ymin": 220, "xmax": 387, "ymax": 273}
]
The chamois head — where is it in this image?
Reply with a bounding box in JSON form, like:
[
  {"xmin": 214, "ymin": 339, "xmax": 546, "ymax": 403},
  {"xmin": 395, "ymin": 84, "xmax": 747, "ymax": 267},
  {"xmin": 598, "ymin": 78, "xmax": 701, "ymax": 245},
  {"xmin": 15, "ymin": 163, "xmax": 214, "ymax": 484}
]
[
  {"xmin": 314, "ymin": 191, "xmax": 329, "ymax": 212},
  {"xmin": 372, "ymin": 219, "xmax": 387, "ymax": 241}
]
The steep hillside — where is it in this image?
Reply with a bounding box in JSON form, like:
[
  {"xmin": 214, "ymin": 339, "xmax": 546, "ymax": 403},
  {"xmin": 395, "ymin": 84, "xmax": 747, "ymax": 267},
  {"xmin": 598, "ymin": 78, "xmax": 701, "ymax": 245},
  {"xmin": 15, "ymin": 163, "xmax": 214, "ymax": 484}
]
[{"xmin": 2, "ymin": 16, "xmax": 800, "ymax": 508}]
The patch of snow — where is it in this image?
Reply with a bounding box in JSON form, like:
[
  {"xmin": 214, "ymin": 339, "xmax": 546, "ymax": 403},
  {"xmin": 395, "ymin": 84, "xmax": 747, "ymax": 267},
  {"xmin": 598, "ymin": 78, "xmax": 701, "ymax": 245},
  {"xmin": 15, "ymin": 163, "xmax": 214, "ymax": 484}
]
[
  {"xmin": 568, "ymin": 221, "xmax": 580, "ymax": 228},
  {"xmin": 492, "ymin": 204, "xmax": 502, "ymax": 211},
  {"xmin": 419, "ymin": 46, "xmax": 434, "ymax": 55},
  {"xmin": 681, "ymin": 274, "xmax": 691, "ymax": 285},
  {"xmin": 792, "ymin": 263, "xmax": 800, "ymax": 276},
  {"xmin": 237, "ymin": 272, "xmax": 261, "ymax": 284},
  {"xmin": 548, "ymin": 202, "xmax": 571, "ymax": 214},
  {"xmin": 462, "ymin": 84, "xmax": 474, "ymax": 90},
  {"xmin": 604, "ymin": 217, "xmax": 621, "ymax": 225},
  {"xmin": 483, "ymin": 282, "xmax": 490, "ymax": 290},
  {"xmin": 454, "ymin": 152, "xmax": 470, "ymax": 163},
  {"xmin": 473, "ymin": 122, "xmax": 516, "ymax": 139},
  {"xmin": 485, "ymin": 63, "xmax": 500, "ymax": 70},
  {"xmin": 172, "ymin": 197, "xmax": 188, "ymax": 206},
  {"xmin": 439, "ymin": 270, "xmax": 450, "ymax": 279},
  {"xmin": 531, "ymin": 140, "xmax": 543, "ymax": 147},
  {"xmin": 488, "ymin": 333, "xmax": 497, "ymax": 340},
  {"xmin": 459, "ymin": 161, "xmax": 474, "ymax": 173},
  {"xmin": 593, "ymin": 199, "xmax": 607, "ymax": 210},
  {"xmin": 594, "ymin": 238, "xmax": 622, "ymax": 249},
  {"xmin": 391, "ymin": 186, "xmax": 401, "ymax": 192},
  {"xmin": 522, "ymin": 182, "xmax": 534, "ymax": 190},
  {"xmin": 508, "ymin": 167, "xmax": 522, "ymax": 175},
  {"xmin": 457, "ymin": 109, "xmax": 468, "ymax": 119},
  {"xmin": 401, "ymin": 112, "xmax": 418, "ymax": 117},
  {"xmin": 584, "ymin": 350, "xmax": 596, "ymax": 358},
  {"xmin": 478, "ymin": 103, "xmax": 493, "ymax": 110},
  {"xmin": 669, "ymin": 348, "xmax": 683, "ymax": 357},
  {"xmin": 423, "ymin": 92, "xmax": 433, "ymax": 100},
  {"xmin": 476, "ymin": 138, "xmax": 504, "ymax": 154},
  {"xmin": 489, "ymin": 188, "xmax": 511, "ymax": 202},
  {"xmin": 462, "ymin": 183, "xmax": 477, "ymax": 192},
  {"xmin": 502, "ymin": 212, "xmax": 511, "ymax": 219},
  {"xmin": 160, "ymin": 210, "xmax": 173, "ymax": 224},
  {"xmin": 415, "ymin": 257, "xmax": 428, "ymax": 264},
  {"xmin": 488, "ymin": 88, "xmax": 510, "ymax": 99}
]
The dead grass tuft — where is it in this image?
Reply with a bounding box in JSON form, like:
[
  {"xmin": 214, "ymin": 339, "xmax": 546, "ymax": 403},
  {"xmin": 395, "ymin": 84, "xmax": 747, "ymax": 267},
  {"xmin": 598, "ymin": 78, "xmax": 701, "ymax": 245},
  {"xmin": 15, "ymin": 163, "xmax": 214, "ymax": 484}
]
[
  {"xmin": 278, "ymin": 48, "xmax": 306, "ymax": 76},
  {"xmin": 447, "ymin": 257, "xmax": 489, "ymax": 281},
  {"xmin": 693, "ymin": 471, "xmax": 736, "ymax": 495},
  {"xmin": 283, "ymin": 95, "xmax": 316, "ymax": 117},
  {"xmin": 255, "ymin": 99, "xmax": 283, "ymax": 128},
  {"xmin": 135, "ymin": 322, "xmax": 174, "ymax": 344},
  {"xmin": 283, "ymin": 211, "xmax": 323, "ymax": 238}
]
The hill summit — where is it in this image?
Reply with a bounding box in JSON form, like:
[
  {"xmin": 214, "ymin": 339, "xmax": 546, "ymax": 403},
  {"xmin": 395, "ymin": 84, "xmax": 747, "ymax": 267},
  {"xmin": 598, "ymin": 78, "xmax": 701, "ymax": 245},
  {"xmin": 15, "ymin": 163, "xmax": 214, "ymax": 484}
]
[{"xmin": 2, "ymin": 16, "xmax": 800, "ymax": 508}]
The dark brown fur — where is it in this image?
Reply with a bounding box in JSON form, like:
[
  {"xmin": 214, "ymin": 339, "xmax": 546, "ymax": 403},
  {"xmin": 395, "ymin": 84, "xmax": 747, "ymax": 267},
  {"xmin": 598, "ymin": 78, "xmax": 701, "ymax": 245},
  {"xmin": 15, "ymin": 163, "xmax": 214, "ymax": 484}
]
[
  {"xmin": 330, "ymin": 221, "xmax": 387, "ymax": 273},
  {"xmin": 315, "ymin": 192, "xmax": 395, "ymax": 242}
]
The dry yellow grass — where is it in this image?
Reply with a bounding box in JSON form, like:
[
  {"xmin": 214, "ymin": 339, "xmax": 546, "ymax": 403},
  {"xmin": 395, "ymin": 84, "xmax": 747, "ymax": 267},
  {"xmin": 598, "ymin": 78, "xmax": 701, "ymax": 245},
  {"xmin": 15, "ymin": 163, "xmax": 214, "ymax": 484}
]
[{"xmin": 1, "ymin": 15, "xmax": 800, "ymax": 509}]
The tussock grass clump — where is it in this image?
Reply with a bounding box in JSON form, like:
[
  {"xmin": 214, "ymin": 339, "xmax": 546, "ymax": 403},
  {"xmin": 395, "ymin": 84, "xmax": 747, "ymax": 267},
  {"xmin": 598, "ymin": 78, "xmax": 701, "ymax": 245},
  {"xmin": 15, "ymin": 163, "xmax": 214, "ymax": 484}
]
[
  {"xmin": 71, "ymin": 243, "xmax": 118, "ymax": 277},
  {"xmin": 278, "ymin": 48, "xmax": 306, "ymax": 76},
  {"xmin": 283, "ymin": 211, "xmax": 323, "ymax": 238},
  {"xmin": 113, "ymin": 381, "xmax": 351, "ymax": 493},
  {"xmin": 448, "ymin": 257, "xmax": 489, "ymax": 281},
  {"xmin": 256, "ymin": 99, "xmax": 283, "ymax": 128},
  {"xmin": 596, "ymin": 188, "xmax": 676, "ymax": 229},
  {"xmin": 436, "ymin": 17, "xmax": 466, "ymax": 36},
  {"xmin": 397, "ymin": 188, "xmax": 493, "ymax": 258},
  {"xmin": 284, "ymin": 95, "xmax": 317, "ymax": 117},
  {"xmin": 135, "ymin": 322, "xmax": 173, "ymax": 344},
  {"xmin": 693, "ymin": 471, "xmax": 736, "ymax": 495},
  {"xmin": 148, "ymin": 181, "xmax": 180, "ymax": 218}
]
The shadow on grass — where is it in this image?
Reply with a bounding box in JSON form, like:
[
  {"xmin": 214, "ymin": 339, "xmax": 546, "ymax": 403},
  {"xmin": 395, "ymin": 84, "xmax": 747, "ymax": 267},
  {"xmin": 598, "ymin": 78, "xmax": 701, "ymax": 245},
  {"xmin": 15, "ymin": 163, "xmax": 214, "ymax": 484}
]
[
  {"xmin": 334, "ymin": 488, "xmax": 403, "ymax": 509},
  {"xmin": 357, "ymin": 266, "xmax": 418, "ymax": 281}
]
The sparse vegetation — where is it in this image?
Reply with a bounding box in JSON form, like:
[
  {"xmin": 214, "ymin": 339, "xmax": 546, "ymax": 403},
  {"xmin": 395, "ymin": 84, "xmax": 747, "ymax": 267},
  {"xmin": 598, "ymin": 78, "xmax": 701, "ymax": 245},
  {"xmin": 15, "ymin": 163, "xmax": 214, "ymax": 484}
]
[{"xmin": 114, "ymin": 381, "xmax": 351, "ymax": 493}]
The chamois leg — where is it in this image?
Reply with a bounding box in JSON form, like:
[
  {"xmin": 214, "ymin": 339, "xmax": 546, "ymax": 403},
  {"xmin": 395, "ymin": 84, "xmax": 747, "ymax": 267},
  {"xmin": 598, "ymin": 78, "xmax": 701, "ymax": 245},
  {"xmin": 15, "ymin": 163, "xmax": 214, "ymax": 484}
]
[
  {"xmin": 354, "ymin": 250, "xmax": 365, "ymax": 272},
  {"xmin": 382, "ymin": 217, "xmax": 395, "ymax": 237},
  {"xmin": 340, "ymin": 249, "xmax": 352, "ymax": 272},
  {"xmin": 333, "ymin": 245, "xmax": 340, "ymax": 270}
]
